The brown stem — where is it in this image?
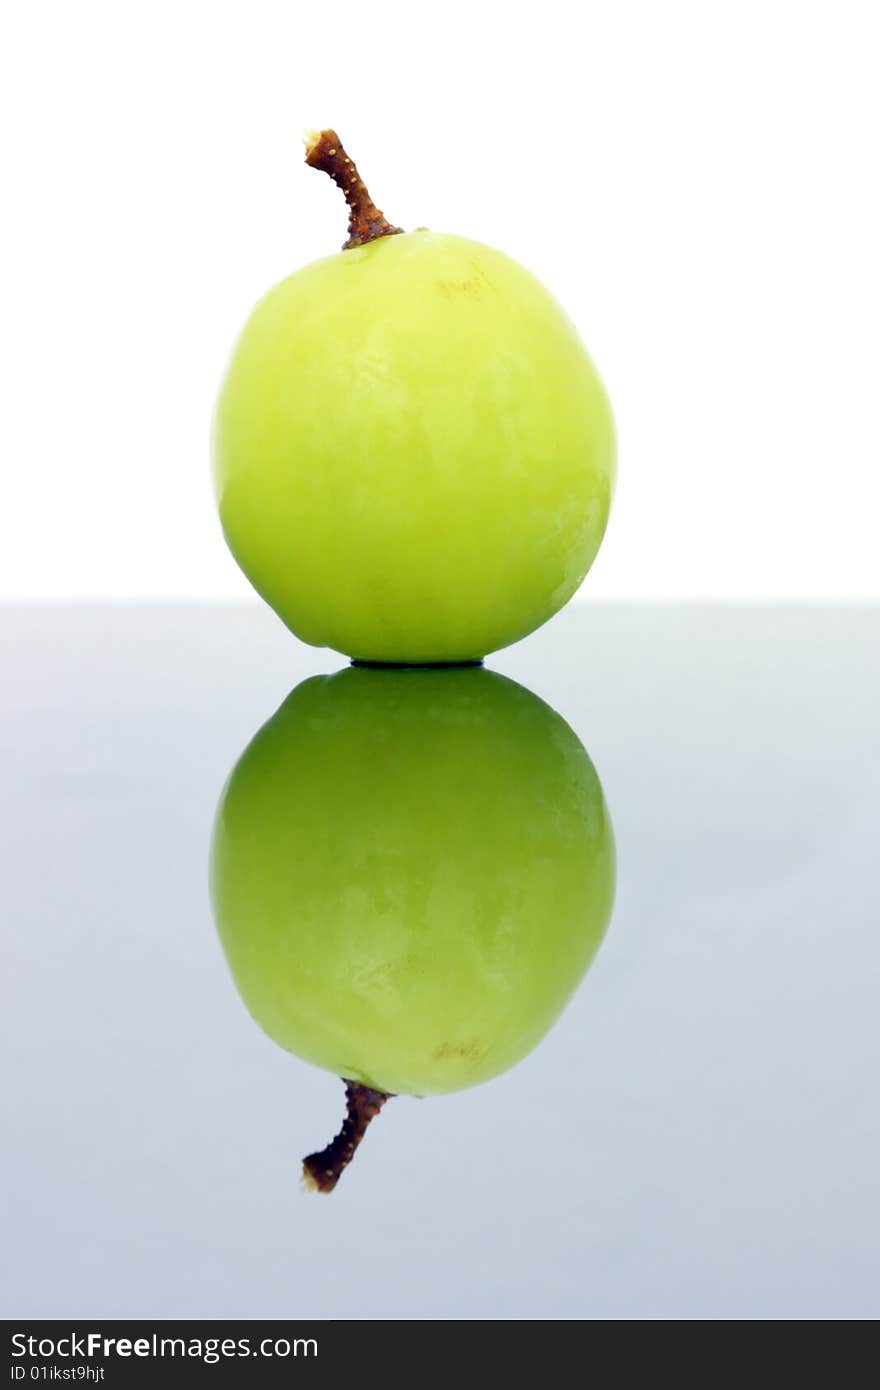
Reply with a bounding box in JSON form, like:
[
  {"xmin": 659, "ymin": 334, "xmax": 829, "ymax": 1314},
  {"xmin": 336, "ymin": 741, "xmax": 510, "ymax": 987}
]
[
  {"xmin": 302, "ymin": 1079, "xmax": 391, "ymax": 1193},
  {"xmin": 304, "ymin": 129, "xmax": 404, "ymax": 250}
]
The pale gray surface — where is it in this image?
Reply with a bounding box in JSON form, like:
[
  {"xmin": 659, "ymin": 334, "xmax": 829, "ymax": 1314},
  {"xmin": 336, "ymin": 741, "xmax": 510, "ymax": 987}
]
[{"xmin": 2, "ymin": 603, "xmax": 879, "ymax": 1321}]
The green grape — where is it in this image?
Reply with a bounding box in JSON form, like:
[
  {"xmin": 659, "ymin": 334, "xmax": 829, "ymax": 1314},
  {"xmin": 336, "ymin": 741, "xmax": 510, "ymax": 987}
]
[
  {"xmin": 212, "ymin": 130, "xmax": 616, "ymax": 664},
  {"xmin": 210, "ymin": 666, "xmax": 616, "ymax": 1189}
]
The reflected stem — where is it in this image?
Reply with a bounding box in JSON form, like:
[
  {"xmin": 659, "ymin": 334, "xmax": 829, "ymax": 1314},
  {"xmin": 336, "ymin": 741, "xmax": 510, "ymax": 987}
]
[{"xmin": 302, "ymin": 1080, "xmax": 392, "ymax": 1193}]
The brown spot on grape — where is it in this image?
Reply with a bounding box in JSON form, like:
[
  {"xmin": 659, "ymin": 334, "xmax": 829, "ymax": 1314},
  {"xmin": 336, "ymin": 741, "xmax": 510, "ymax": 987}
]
[
  {"xmin": 435, "ymin": 277, "xmax": 483, "ymax": 299},
  {"xmin": 432, "ymin": 1040, "xmax": 487, "ymax": 1062}
]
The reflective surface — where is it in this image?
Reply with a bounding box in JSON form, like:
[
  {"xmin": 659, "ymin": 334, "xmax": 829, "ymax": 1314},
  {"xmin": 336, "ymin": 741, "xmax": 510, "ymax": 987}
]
[{"xmin": 3, "ymin": 603, "xmax": 879, "ymax": 1319}]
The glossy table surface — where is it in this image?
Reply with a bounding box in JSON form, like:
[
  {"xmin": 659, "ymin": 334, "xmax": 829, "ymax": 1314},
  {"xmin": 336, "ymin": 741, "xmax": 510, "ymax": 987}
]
[{"xmin": 3, "ymin": 602, "xmax": 879, "ymax": 1320}]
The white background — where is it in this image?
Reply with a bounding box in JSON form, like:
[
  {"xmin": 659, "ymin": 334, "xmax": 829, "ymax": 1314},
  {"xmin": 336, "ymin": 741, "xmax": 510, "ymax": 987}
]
[{"xmin": 2, "ymin": 0, "xmax": 878, "ymax": 601}]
